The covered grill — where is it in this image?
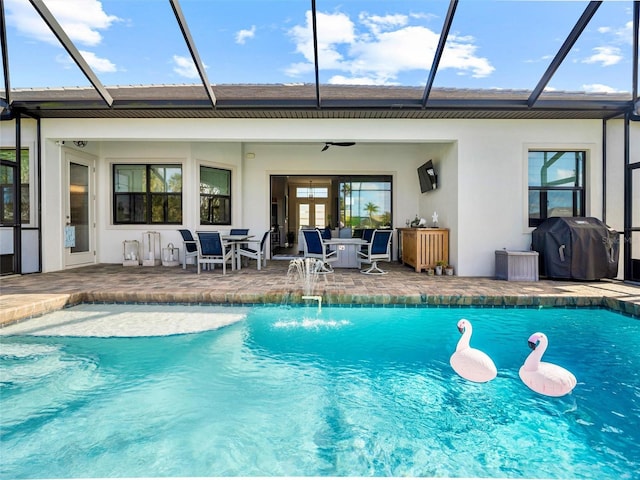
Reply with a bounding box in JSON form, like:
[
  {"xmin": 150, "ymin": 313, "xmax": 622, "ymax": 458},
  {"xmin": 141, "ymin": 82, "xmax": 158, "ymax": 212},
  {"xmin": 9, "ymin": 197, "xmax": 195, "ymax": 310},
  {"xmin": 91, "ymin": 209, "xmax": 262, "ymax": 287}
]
[{"xmin": 531, "ymin": 217, "xmax": 619, "ymax": 280}]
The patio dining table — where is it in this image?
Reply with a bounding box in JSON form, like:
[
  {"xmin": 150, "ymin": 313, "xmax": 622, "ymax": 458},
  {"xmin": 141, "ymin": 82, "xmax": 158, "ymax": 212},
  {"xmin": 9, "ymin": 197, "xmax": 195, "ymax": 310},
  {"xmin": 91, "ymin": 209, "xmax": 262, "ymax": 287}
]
[
  {"xmin": 323, "ymin": 238, "xmax": 367, "ymax": 268},
  {"xmin": 222, "ymin": 234, "xmax": 255, "ymax": 270}
]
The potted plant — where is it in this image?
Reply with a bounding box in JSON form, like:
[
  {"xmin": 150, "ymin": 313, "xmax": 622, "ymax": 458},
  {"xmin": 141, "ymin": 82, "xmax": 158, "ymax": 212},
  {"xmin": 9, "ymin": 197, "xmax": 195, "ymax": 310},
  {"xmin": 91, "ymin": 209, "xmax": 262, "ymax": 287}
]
[
  {"xmin": 426, "ymin": 267, "xmax": 435, "ymax": 276},
  {"xmin": 435, "ymin": 260, "xmax": 447, "ymax": 275},
  {"xmin": 445, "ymin": 265, "xmax": 454, "ymax": 276}
]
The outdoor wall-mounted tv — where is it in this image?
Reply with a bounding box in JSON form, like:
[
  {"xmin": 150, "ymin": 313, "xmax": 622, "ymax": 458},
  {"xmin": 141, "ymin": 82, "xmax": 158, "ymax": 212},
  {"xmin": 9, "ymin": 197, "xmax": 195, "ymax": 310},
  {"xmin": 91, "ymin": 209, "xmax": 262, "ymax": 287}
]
[{"xmin": 417, "ymin": 160, "xmax": 437, "ymax": 193}]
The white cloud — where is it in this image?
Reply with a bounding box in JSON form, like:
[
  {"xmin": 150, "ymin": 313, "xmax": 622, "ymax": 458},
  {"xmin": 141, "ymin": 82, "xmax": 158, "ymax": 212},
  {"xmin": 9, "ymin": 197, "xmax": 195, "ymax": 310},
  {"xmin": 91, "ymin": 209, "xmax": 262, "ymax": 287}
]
[
  {"xmin": 328, "ymin": 75, "xmax": 383, "ymax": 85},
  {"xmin": 358, "ymin": 13, "xmax": 408, "ymax": 36},
  {"xmin": 6, "ymin": 0, "xmax": 121, "ymax": 79},
  {"xmin": 79, "ymin": 50, "xmax": 117, "ymax": 72},
  {"xmin": 525, "ymin": 54, "xmax": 554, "ymax": 64},
  {"xmin": 617, "ymin": 20, "xmax": 633, "ymax": 45},
  {"xmin": 172, "ymin": 55, "xmax": 201, "ymax": 79},
  {"xmin": 347, "ymin": 26, "xmax": 440, "ymax": 83},
  {"xmin": 236, "ymin": 25, "xmax": 256, "ymax": 45},
  {"xmin": 5, "ymin": 0, "xmax": 53, "ymax": 43},
  {"xmin": 582, "ymin": 46, "xmax": 622, "ymax": 67},
  {"xmin": 286, "ymin": 9, "xmax": 494, "ymax": 85},
  {"xmin": 441, "ymin": 39, "xmax": 494, "ymax": 78},
  {"xmin": 55, "ymin": 53, "xmax": 76, "ymax": 70},
  {"xmin": 286, "ymin": 11, "xmax": 355, "ymax": 77},
  {"xmin": 55, "ymin": 50, "xmax": 116, "ymax": 73},
  {"xmin": 285, "ymin": 62, "xmax": 316, "ymax": 77},
  {"xmin": 582, "ymin": 83, "xmax": 622, "ymax": 94},
  {"xmin": 6, "ymin": 0, "xmax": 120, "ymax": 46},
  {"xmin": 409, "ymin": 12, "xmax": 438, "ymax": 22}
]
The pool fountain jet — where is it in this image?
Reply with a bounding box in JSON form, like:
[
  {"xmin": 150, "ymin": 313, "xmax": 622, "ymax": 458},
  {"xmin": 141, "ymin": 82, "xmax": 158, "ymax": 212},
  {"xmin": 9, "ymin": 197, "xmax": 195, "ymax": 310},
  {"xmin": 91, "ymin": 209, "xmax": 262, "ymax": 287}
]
[{"xmin": 286, "ymin": 258, "xmax": 324, "ymax": 311}]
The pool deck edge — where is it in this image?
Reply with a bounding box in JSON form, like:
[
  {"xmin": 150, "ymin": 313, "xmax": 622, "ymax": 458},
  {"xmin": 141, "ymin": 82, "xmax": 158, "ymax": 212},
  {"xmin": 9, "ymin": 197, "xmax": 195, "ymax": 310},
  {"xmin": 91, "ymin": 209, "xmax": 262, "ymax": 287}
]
[
  {"xmin": 2, "ymin": 292, "xmax": 638, "ymax": 328},
  {"xmin": 1, "ymin": 263, "xmax": 639, "ymax": 327}
]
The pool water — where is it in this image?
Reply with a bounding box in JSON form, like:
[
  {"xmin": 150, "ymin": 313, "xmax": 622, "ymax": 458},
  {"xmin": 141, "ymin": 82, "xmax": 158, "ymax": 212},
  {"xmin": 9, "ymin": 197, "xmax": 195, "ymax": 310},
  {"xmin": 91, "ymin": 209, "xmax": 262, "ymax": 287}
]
[{"xmin": 1, "ymin": 305, "xmax": 639, "ymax": 478}]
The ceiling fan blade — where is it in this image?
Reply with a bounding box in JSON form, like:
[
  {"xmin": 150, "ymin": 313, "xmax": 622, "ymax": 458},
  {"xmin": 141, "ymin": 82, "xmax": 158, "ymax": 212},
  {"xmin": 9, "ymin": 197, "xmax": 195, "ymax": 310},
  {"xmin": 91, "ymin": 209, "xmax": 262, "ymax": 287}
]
[{"xmin": 321, "ymin": 141, "xmax": 356, "ymax": 151}]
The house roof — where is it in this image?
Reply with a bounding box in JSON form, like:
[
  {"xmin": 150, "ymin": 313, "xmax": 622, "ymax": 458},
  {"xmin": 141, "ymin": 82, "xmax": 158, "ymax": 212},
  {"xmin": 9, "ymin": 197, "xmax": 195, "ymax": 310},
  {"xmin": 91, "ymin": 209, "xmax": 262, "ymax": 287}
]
[{"xmin": 5, "ymin": 83, "xmax": 634, "ymax": 120}]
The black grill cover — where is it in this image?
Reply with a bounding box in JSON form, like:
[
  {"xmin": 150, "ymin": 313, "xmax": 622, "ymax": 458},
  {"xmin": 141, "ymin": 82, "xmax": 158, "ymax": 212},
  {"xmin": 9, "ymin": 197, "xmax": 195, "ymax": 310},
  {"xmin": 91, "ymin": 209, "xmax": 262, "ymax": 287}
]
[{"xmin": 531, "ymin": 217, "xmax": 619, "ymax": 280}]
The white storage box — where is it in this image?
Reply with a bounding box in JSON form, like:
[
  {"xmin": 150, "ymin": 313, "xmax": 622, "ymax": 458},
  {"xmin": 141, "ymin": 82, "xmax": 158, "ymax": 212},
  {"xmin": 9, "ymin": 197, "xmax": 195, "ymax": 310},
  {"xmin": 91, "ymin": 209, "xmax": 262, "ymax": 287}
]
[{"xmin": 495, "ymin": 250, "xmax": 539, "ymax": 281}]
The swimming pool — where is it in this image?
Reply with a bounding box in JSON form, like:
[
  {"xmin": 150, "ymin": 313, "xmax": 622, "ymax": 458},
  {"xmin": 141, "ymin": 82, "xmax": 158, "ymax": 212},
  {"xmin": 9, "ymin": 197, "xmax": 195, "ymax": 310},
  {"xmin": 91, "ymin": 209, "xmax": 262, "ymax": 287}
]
[{"xmin": 1, "ymin": 304, "xmax": 639, "ymax": 478}]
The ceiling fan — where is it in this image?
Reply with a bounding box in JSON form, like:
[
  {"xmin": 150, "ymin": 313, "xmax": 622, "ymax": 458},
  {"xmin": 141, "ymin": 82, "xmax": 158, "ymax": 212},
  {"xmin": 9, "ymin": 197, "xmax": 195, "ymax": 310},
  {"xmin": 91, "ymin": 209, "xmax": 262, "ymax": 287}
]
[{"xmin": 321, "ymin": 141, "xmax": 356, "ymax": 152}]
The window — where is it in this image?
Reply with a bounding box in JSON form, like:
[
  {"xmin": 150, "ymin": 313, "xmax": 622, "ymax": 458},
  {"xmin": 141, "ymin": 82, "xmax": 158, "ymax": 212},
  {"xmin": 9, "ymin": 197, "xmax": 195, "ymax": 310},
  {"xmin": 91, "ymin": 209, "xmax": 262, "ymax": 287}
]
[
  {"xmin": 113, "ymin": 164, "xmax": 182, "ymax": 224},
  {"xmin": 296, "ymin": 186, "xmax": 328, "ymax": 198},
  {"xmin": 0, "ymin": 148, "xmax": 30, "ymax": 225},
  {"xmin": 339, "ymin": 176, "xmax": 392, "ymax": 228},
  {"xmin": 200, "ymin": 166, "xmax": 231, "ymax": 225},
  {"xmin": 528, "ymin": 151, "xmax": 585, "ymax": 227}
]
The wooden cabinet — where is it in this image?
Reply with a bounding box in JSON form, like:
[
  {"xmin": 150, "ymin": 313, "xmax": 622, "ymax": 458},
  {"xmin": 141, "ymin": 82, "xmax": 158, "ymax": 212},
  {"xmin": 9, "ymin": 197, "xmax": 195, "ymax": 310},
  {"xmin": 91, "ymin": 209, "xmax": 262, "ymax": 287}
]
[{"xmin": 399, "ymin": 228, "xmax": 449, "ymax": 272}]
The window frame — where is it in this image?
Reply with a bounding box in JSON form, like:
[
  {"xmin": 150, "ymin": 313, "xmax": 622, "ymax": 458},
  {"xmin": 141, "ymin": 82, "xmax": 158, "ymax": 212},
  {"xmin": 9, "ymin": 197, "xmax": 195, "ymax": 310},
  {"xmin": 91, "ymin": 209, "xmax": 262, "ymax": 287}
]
[
  {"xmin": 527, "ymin": 150, "xmax": 586, "ymax": 228},
  {"xmin": 338, "ymin": 175, "xmax": 393, "ymax": 229},
  {"xmin": 0, "ymin": 146, "xmax": 33, "ymax": 227},
  {"xmin": 199, "ymin": 165, "xmax": 232, "ymax": 226},
  {"xmin": 112, "ymin": 163, "xmax": 183, "ymax": 225}
]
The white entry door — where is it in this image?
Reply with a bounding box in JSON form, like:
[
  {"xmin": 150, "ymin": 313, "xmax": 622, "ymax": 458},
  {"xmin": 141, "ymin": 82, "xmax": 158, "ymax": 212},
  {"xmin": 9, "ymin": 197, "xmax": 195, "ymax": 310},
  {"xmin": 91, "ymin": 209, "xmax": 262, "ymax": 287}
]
[
  {"xmin": 64, "ymin": 149, "xmax": 96, "ymax": 267},
  {"xmin": 298, "ymin": 200, "xmax": 328, "ymax": 229}
]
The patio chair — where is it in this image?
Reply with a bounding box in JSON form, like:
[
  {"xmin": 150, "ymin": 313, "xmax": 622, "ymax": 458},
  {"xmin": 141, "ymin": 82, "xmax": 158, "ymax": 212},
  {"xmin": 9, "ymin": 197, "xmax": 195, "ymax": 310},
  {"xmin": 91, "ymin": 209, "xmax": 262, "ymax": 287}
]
[
  {"xmin": 178, "ymin": 229, "xmax": 198, "ymax": 269},
  {"xmin": 195, "ymin": 231, "xmax": 234, "ymax": 275},
  {"xmin": 359, "ymin": 228, "xmax": 375, "ymax": 256},
  {"xmin": 357, "ymin": 229, "xmax": 393, "ymax": 275},
  {"xmin": 302, "ymin": 229, "xmax": 337, "ymax": 273},
  {"xmin": 238, "ymin": 231, "xmax": 270, "ymax": 270},
  {"xmin": 338, "ymin": 227, "xmax": 352, "ymax": 238},
  {"xmin": 230, "ymin": 228, "xmax": 250, "ymax": 252},
  {"xmin": 315, "ymin": 227, "xmax": 335, "ymax": 255}
]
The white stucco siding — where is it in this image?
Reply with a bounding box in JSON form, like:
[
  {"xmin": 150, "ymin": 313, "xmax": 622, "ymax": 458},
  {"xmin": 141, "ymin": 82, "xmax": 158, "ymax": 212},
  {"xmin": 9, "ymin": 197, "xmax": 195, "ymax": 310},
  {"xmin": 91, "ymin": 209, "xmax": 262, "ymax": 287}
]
[
  {"xmin": 23, "ymin": 116, "xmax": 629, "ymax": 275},
  {"xmin": 453, "ymin": 119, "xmax": 602, "ymax": 276},
  {"xmin": 604, "ymin": 120, "xmax": 626, "ymax": 235},
  {"xmin": 240, "ymin": 142, "xmax": 446, "ymax": 259},
  {"xmin": 41, "ymin": 139, "xmax": 65, "ymax": 272},
  {"xmin": 414, "ymin": 142, "xmax": 458, "ymax": 267},
  {"xmin": 92, "ymin": 142, "xmax": 244, "ymax": 266}
]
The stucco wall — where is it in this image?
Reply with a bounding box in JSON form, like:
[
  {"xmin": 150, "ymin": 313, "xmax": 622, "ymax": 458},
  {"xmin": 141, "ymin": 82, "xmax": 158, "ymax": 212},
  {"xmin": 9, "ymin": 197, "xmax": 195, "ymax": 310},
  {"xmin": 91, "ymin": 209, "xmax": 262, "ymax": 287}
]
[
  {"xmin": 17, "ymin": 116, "xmax": 631, "ymax": 276},
  {"xmin": 453, "ymin": 119, "xmax": 602, "ymax": 276}
]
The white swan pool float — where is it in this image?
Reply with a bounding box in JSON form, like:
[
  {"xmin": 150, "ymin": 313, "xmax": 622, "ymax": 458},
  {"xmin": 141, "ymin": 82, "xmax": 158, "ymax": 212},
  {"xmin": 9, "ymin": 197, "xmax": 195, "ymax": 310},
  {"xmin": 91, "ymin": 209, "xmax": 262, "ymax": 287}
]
[
  {"xmin": 519, "ymin": 332, "xmax": 577, "ymax": 397},
  {"xmin": 450, "ymin": 319, "xmax": 497, "ymax": 383}
]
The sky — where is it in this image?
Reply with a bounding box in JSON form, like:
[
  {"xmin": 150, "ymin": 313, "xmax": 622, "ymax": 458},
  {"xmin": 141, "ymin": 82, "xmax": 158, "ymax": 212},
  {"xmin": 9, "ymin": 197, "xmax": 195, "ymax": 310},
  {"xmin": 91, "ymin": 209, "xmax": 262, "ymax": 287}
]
[{"xmin": 2, "ymin": 0, "xmax": 637, "ymax": 94}]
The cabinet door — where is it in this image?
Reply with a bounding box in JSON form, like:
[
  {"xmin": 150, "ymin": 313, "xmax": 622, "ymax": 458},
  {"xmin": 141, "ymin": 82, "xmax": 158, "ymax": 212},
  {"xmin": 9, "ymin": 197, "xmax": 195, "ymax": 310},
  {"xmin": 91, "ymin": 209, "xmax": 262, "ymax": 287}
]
[{"xmin": 402, "ymin": 230, "xmax": 417, "ymax": 268}]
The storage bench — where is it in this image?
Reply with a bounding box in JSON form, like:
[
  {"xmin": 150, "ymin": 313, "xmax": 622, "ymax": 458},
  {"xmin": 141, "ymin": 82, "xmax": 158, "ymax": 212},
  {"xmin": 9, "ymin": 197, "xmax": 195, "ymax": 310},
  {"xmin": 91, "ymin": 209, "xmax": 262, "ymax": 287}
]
[{"xmin": 495, "ymin": 250, "xmax": 539, "ymax": 281}]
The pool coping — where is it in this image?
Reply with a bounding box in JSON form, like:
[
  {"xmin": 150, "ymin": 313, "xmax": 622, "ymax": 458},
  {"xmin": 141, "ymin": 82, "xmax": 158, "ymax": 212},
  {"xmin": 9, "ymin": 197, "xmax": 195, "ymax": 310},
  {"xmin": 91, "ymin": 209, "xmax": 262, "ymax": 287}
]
[
  {"xmin": 1, "ymin": 290, "xmax": 638, "ymax": 328},
  {"xmin": 2, "ymin": 263, "xmax": 639, "ymax": 327}
]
